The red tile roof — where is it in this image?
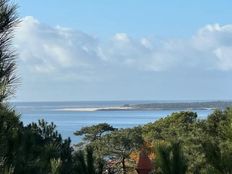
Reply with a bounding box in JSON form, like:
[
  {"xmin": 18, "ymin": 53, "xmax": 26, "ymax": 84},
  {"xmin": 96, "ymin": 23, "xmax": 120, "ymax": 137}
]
[{"xmin": 136, "ymin": 150, "xmax": 153, "ymax": 171}]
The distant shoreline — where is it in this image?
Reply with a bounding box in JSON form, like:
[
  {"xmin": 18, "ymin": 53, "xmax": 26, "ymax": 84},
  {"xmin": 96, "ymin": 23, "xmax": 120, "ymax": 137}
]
[
  {"xmin": 51, "ymin": 101, "xmax": 232, "ymax": 112},
  {"xmin": 125, "ymin": 101, "xmax": 232, "ymax": 111}
]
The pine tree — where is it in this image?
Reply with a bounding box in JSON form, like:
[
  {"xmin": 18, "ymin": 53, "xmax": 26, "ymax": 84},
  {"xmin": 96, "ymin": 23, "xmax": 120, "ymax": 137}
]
[
  {"xmin": 0, "ymin": 0, "xmax": 19, "ymax": 102},
  {"xmin": 156, "ymin": 142, "xmax": 187, "ymax": 174}
]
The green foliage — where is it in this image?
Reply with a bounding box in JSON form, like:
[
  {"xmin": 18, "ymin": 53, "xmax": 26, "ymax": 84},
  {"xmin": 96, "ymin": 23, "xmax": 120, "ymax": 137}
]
[
  {"xmin": 203, "ymin": 141, "xmax": 232, "ymax": 174},
  {"xmin": 0, "ymin": 104, "xmax": 21, "ymax": 169},
  {"xmin": 0, "ymin": 0, "xmax": 19, "ymax": 102},
  {"xmin": 103, "ymin": 127, "xmax": 144, "ymax": 157},
  {"xmin": 2, "ymin": 103, "xmax": 232, "ymax": 174},
  {"xmin": 74, "ymin": 123, "xmax": 117, "ymax": 142},
  {"xmin": 156, "ymin": 142, "xmax": 187, "ymax": 174},
  {"xmin": 102, "ymin": 127, "xmax": 144, "ymax": 174},
  {"xmin": 0, "ymin": 103, "xmax": 74, "ymax": 174},
  {"xmin": 142, "ymin": 111, "xmax": 197, "ymax": 141},
  {"xmin": 72, "ymin": 146, "xmax": 104, "ymax": 174},
  {"xmin": 50, "ymin": 158, "xmax": 62, "ymax": 174},
  {"xmin": 18, "ymin": 120, "xmax": 73, "ymax": 174},
  {"xmin": 2, "ymin": 165, "xmax": 14, "ymax": 174},
  {"xmin": 74, "ymin": 124, "xmax": 144, "ymax": 173},
  {"xmin": 199, "ymin": 108, "xmax": 232, "ymax": 174},
  {"xmin": 2, "ymin": 102, "xmax": 231, "ymax": 174},
  {"xmin": 139, "ymin": 109, "xmax": 232, "ymax": 173}
]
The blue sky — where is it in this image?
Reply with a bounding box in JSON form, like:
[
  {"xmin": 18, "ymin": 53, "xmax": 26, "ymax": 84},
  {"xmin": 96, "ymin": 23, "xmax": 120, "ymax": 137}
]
[
  {"xmin": 18, "ymin": 0, "xmax": 232, "ymax": 38},
  {"xmin": 13, "ymin": 0, "xmax": 232, "ymax": 101}
]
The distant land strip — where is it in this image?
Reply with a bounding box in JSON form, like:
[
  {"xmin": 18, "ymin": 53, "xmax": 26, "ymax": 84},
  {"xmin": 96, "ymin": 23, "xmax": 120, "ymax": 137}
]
[{"xmin": 98, "ymin": 101, "xmax": 232, "ymax": 111}]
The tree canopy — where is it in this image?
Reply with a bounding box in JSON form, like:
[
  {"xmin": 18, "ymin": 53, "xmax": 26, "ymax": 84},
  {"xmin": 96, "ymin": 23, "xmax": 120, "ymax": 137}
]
[{"xmin": 74, "ymin": 123, "xmax": 117, "ymax": 142}]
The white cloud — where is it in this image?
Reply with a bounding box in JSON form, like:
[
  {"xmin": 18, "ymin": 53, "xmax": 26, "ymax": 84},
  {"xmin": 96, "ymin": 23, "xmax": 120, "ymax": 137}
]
[
  {"xmin": 14, "ymin": 17, "xmax": 232, "ymax": 83},
  {"xmin": 15, "ymin": 16, "xmax": 99, "ymax": 76},
  {"xmin": 98, "ymin": 24, "xmax": 232, "ymax": 72},
  {"xmin": 140, "ymin": 38, "xmax": 152, "ymax": 49},
  {"xmin": 113, "ymin": 33, "xmax": 130, "ymax": 42},
  {"xmin": 214, "ymin": 47, "xmax": 232, "ymax": 71}
]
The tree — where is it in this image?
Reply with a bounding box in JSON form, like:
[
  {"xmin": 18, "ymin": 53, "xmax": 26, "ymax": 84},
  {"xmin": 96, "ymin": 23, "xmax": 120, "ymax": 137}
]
[
  {"xmin": 0, "ymin": 104, "xmax": 21, "ymax": 172},
  {"xmin": 156, "ymin": 142, "xmax": 187, "ymax": 174},
  {"xmin": 0, "ymin": 0, "xmax": 19, "ymax": 102},
  {"xmin": 74, "ymin": 123, "xmax": 117, "ymax": 142},
  {"xmin": 0, "ymin": 2, "xmax": 20, "ymax": 170},
  {"xmin": 72, "ymin": 146, "xmax": 104, "ymax": 174},
  {"xmin": 202, "ymin": 141, "xmax": 232, "ymax": 174},
  {"xmin": 15, "ymin": 119, "xmax": 73, "ymax": 174},
  {"xmin": 201, "ymin": 108, "xmax": 232, "ymax": 174},
  {"xmin": 142, "ymin": 111, "xmax": 203, "ymax": 172},
  {"xmin": 142, "ymin": 111, "xmax": 197, "ymax": 141},
  {"xmin": 50, "ymin": 158, "xmax": 62, "ymax": 174},
  {"xmin": 102, "ymin": 127, "xmax": 144, "ymax": 174}
]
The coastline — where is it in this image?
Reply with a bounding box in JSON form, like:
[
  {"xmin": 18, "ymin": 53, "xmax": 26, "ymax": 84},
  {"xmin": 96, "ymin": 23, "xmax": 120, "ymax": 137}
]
[{"xmin": 48, "ymin": 101, "xmax": 232, "ymax": 112}]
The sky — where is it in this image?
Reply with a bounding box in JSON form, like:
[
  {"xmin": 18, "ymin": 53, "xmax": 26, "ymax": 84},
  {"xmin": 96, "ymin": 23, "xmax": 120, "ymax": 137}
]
[{"xmin": 12, "ymin": 0, "xmax": 232, "ymax": 101}]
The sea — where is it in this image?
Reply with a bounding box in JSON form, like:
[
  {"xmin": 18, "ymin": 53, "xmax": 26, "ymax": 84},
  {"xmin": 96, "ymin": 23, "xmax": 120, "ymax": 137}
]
[{"xmin": 11, "ymin": 101, "xmax": 213, "ymax": 143}]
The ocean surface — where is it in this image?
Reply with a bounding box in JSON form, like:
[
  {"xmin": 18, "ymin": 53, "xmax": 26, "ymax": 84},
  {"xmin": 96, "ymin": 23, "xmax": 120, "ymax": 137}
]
[{"xmin": 12, "ymin": 101, "xmax": 213, "ymax": 143}]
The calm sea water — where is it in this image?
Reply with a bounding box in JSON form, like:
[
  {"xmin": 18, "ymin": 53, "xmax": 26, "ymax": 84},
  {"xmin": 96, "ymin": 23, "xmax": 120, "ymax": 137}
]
[{"xmin": 12, "ymin": 101, "xmax": 213, "ymax": 143}]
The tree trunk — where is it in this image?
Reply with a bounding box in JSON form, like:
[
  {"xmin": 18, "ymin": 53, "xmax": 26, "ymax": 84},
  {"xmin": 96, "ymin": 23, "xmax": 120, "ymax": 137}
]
[{"xmin": 122, "ymin": 157, "xmax": 126, "ymax": 174}]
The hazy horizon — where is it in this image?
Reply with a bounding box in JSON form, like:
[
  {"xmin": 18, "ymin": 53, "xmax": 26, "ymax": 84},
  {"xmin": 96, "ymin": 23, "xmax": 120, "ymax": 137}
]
[{"xmin": 11, "ymin": 99, "xmax": 232, "ymax": 103}]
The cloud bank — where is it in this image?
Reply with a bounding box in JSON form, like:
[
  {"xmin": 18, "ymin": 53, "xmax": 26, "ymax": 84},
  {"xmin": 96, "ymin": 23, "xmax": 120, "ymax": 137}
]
[
  {"xmin": 13, "ymin": 16, "xmax": 232, "ymax": 101},
  {"xmin": 15, "ymin": 16, "xmax": 232, "ymax": 79}
]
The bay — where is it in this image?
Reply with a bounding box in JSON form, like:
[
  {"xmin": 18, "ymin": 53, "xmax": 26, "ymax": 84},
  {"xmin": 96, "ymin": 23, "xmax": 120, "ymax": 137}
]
[{"xmin": 12, "ymin": 101, "xmax": 213, "ymax": 143}]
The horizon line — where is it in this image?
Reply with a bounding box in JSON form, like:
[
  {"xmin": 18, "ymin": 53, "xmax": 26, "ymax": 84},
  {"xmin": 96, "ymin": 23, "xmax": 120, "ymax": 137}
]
[{"xmin": 9, "ymin": 99, "xmax": 232, "ymax": 103}]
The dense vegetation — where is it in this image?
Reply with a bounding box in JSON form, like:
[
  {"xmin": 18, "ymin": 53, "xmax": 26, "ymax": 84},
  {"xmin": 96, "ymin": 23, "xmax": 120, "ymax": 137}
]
[
  {"xmin": 2, "ymin": 102, "xmax": 232, "ymax": 173},
  {"xmin": 0, "ymin": 0, "xmax": 232, "ymax": 173},
  {"xmin": 74, "ymin": 108, "xmax": 232, "ymax": 174}
]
